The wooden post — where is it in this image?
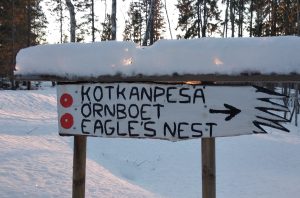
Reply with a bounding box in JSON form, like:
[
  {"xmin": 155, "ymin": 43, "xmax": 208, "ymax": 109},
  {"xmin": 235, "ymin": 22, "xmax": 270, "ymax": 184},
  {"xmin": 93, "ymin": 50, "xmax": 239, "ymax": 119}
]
[
  {"xmin": 72, "ymin": 136, "xmax": 87, "ymax": 198},
  {"xmin": 295, "ymin": 84, "xmax": 299, "ymax": 126},
  {"xmin": 202, "ymin": 138, "xmax": 216, "ymax": 198}
]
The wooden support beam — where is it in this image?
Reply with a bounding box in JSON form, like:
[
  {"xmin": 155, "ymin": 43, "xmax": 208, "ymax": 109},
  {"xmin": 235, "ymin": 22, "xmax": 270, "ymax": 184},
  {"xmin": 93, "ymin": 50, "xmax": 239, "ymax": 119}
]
[
  {"xmin": 72, "ymin": 136, "xmax": 87, "ymax": 198},
  {"xmin": 295, "ymin": 84, "xmax": 299, "ymax": 126},
  {"xmin": 14, "ymin": 73, "xmax": 300, "ymax": 83},
  {"xmin": 202, "ymin": 138, "xmax": 216, "ymax": 198}
]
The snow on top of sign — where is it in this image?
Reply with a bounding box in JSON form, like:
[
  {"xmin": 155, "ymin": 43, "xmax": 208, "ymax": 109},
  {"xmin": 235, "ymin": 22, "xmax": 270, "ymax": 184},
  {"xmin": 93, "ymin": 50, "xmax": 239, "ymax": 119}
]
[{"xmin": 15, "ymin": 36, "xmax": 300, "ymax": 78}]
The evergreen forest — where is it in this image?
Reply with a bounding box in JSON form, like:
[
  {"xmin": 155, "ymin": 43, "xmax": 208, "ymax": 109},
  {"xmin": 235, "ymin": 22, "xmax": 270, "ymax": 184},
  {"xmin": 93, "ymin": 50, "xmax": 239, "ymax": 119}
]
[{"xmin": 0, "ymin": 0, "xmax": 299, "ymax": 87}]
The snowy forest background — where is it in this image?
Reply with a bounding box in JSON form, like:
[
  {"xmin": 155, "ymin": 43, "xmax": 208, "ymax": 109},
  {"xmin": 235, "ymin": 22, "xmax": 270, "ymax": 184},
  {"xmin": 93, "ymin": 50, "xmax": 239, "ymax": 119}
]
[{"xmin": 0, "ymin": 0, "xmax": 300, "ymax": 88}]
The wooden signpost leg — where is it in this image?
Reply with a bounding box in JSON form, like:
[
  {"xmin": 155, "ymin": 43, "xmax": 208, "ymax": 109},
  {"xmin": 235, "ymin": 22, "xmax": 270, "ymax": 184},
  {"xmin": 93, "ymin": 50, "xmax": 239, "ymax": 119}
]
[
  {"xmin": 202, "ymin": 138, "xmax": 216, "ymax": 198},
  {"xmin": 295, "ymin": 84, "xmax": 298, "ymax": 126},
  {"xmin": 72, "ymin": 136, "xmax": 87, "ymax": 198}
]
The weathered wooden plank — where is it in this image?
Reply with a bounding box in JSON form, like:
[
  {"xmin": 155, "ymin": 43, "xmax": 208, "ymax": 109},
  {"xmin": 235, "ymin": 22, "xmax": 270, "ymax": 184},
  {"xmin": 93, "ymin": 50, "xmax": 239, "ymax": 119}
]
[{"xmin": 14, "ymin": 73, "xmax": 300, "ymax": 83}]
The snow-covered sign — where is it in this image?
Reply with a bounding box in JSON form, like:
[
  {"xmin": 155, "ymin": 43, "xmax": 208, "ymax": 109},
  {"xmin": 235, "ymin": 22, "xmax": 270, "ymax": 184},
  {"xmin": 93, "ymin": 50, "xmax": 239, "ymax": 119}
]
[
  {"xmin": 15, "ymin": 36, "xmax": 300, "ymax": 82},
  {"xmin": 57, "ymin": 83, "xmax": 290, "ymax": 141}
]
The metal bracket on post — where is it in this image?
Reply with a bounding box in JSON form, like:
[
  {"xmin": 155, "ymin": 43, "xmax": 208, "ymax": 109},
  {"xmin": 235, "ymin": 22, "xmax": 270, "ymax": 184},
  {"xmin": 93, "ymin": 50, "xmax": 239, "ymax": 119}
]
[
  {"xmin": 72, "ymin": 136, "xmax": 87, "ymax": 198},
  {"xmin": 202, "ymin": 138, "xmax": 216, "ymax": 198}
]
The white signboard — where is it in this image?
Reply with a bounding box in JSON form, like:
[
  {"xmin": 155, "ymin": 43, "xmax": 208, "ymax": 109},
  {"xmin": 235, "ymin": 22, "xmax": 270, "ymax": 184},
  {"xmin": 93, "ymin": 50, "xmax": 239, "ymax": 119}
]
[{"xmin": 57, "ymin": 83, "xmax": 290, "ymax": 141}]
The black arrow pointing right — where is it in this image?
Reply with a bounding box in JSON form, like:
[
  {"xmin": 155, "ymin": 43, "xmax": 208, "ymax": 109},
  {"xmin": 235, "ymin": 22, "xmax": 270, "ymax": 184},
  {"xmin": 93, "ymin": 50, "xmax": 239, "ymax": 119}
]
[{"xmin": 209, "ymin": 104, "xmax": 241, "ymax": 121}]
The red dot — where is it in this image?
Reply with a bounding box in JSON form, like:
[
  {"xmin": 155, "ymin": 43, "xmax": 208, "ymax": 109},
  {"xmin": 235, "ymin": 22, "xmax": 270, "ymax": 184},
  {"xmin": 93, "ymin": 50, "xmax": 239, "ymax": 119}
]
[
  {"xmin": 60, "ymin": 93, "xmax": 73, "ymax": 108},
  {"xmin": 60, "ymin": 113, "xmax": 74, "ymax": 129}
]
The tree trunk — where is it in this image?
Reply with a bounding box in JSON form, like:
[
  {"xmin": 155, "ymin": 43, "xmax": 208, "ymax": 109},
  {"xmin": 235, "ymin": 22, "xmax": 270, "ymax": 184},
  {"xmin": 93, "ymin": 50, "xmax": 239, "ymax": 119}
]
[
  {"xmin": 11, "ymin": 0, "xmax": 16, "ymax": 90},
  {"xmin": 65, "ymin": 0, "xmax": 76, "ymax": 42},
  {"xmin": 92, "ymin": 0, "xmax": 95, "ymax": 42},
  {"xmin": 223, "ymin": 0, "xmax": 229, "ymax": 38},
  {"xmin": 27, "ymin": 81, "xmax": 31, "ymax": 90},
  {"xmin": 111, "ymin": 0, "xmax": 116, "ymax": 40},
  {"xmin": 27, "ymin": 0, "xmax": 31, "ymax": 46},
  {"xmin": 298, "ymin": 0, "xmax": 300, "ymax": 35},
  {"xmin": 27, "ymin": 0, "xmax": 31, "ymax": 90},
  {"xmin": 143, "ymin": 0, "xmax": 156, "ymax": 46},
  {"xmin": 10, "ymin": 78, "xmax": 16, "ymax": 90},
  {"xmin": 284, "ymin": 0, "xmax": 291, "ymax": 35},
  {"xmin": 197, "ymin": 0, "xmax": 201, "ymax": 38},
  {"xmin": 256, "ymin": 6, "xmax": 263, "ymax": 37},
  {"xmin": 102, "ymin": 0, "xmax": 107, "ymax": 19},
  {"xmin": 230, "ymin": 0, "xmax": 235, "ymax": 37},
  {"xmin": 250, "ymin": 0, "xmax": 253, "ymax": 37},
  {"xmin": 271, "ymin": 0, "xmax": 277, "ymax": 36},
  {"xmin": 202, "ymin": 0, "xmax": 207, "ymax": 37},
  {"xmin": 59, "ymin": 0, "xmax": 63, "ymax": 43},
  {"xmin": 164, "ymin": 0, "xmax": 173, "ymax": 39},
  {"xmin": 149, "ymin": 0, "xmax": 156, "ymax": 45},
  {"xmin": 238, "ymin": 0, "xmax": 244, "ymax": 37}
]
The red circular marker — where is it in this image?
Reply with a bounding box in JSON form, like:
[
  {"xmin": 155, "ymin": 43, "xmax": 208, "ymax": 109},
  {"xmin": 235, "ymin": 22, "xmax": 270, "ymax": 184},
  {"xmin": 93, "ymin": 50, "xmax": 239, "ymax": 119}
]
[
  {"xmin": 60, "ymin": 93, "xmax": 73, "ymax": 108},
  {"xmin": 60, "ymin": 113, "xmax": 74, "ymax": 129}
]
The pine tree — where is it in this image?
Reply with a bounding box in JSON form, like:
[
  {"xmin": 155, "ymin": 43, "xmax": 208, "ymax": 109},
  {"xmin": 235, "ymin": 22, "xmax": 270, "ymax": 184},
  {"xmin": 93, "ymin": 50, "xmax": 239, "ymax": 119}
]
[
  {"xmin": 0, "ymin": 0, "xmax": 14, "ymax": 77},
  {"xmin": 176, "ymin": 0, "xmax": 221, "ymax": 39},
  {"xmin": 123, "ymin": 1, "xmax": 144, "ymax": 44},
  {"xmin": 277, "ymin": 0, "xmax": 298, "ymax": 35},
  {"xmin": 247, "ymin": 0, "xmax": 298, "ymax": 37},
  {"xmin": 75, "ymin": 0, "xmax": 98, "ymax": 42},
  {"xmin": 101, "ymin": 14, "xmax": 112, "ymax": 41},
  {"xmin": 152, "ymin": 0, "xmax": 166, "ymax": 42},
  {"xmin": 249, "ymin": 0, "xmax": 254, "ymax": 36},
  {"xmin": 176, "ymin": 0, "xmax": 194, "ymax": 39},
  {"xmin": 221, "ymin": 0, "xmax": 230, "ymax": 37},
  {"xmin": 251, "ymin": 1, "xmax": 266, "ymax": 36},
  {"xmin": 297, "ymin": 0, "xmax": 300, "ymax": 36},
  {"xmin": 65, "ymin": 0, "xmax": 76, "ymax": 42},
  {"xmin": 0, "ymin": 0, "xmax": 47, "ymax": 81},
  {"xmin": 124, "ymin": 0, "xmax": 165, "ymax": 45},
  {"xmin": 271, "ymin": 0, "xmax": 278, "ymax": 36},
  {"xmin": 100, "ymin": 0, "xmax": 118, "ymax": 41},
  {"xmin": 143, "ymin": 0, "xmax": 165, "ymax": 45},
  {"xmin": 46, "ymin": 0, "xmax": 66, "ymax": 43},
  {"xmin": 111, "ymin": 0, "xmax": 117, "ymax": 40},
  {"xmin": 237, "ymin": 0, "xmax": 245, "ymax": 37},
  {"xmin": 30, "ymin": 0, "xmax": 48, "ymax": 44}
]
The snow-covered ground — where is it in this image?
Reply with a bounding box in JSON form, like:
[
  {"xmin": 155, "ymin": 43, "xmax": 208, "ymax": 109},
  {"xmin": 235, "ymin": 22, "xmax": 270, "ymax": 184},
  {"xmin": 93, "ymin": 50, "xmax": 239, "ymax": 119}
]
[{"xmin": 1, "ymin": 83, "xmax": 300, "ymax": 198}]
